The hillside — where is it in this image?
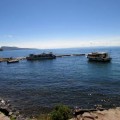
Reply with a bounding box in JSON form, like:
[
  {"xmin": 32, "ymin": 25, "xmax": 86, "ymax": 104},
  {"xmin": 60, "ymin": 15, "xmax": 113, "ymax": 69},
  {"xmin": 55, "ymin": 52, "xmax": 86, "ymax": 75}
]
[{"xmin": 1, "ymin": 46, "xmax": 35, "ymax": 50}]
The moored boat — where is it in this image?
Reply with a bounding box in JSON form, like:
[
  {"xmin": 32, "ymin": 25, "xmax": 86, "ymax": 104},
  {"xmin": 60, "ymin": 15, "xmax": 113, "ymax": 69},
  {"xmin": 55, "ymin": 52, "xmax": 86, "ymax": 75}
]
[
  {"xmin": 87, "ymin": 52, "xmax": 112, "ymax": 62},
  {"xmin": 7, "ymin": 59, "xmax": 19, "ymax": 64},
  {"xmin": 26, "ymin": 52, "xmax": 56, "ymax": 60}
]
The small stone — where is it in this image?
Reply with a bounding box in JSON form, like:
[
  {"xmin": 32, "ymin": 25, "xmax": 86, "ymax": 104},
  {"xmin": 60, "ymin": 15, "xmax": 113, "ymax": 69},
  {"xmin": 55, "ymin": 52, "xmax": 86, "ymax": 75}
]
[
  {"xmin": 82, "ymin": 112, "xmax": 92, "ymax": 117},
  {"xmin": 1, "ymin": 99, "xmax": 5, "ymax": 105},
  {"xmin": 9, "ymin": 112, "xmax": 13, "ymax": 115}
]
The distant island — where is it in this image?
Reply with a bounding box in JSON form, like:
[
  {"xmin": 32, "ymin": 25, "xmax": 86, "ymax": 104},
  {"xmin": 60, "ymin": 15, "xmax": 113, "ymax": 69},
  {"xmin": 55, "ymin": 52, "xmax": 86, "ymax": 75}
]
[
  {"xmin": 0, "ymin": 48, "xmax": 3, "ymax": 51},
  {"xmin": 0, "ymin": 46, "xmax": 36, "ymax": 51}
]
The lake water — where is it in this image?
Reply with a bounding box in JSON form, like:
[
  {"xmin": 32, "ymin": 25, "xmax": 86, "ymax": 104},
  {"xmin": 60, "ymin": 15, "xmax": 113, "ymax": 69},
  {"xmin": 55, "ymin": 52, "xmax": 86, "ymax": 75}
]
[{"xmin": 0, "ymin": 47, "xmax": 120, "ymax": 116}]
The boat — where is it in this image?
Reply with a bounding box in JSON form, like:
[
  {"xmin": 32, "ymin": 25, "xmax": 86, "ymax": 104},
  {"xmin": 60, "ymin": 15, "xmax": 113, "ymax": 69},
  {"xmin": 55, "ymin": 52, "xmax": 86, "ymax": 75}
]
[
  {"xmin": 26, "ymin": 52, "xmax": 56, "ymax": 60},
  {"xmin": 87, "ymin": 52, "xmax": 112, "ymax": 62},
  {"xmin": 7, "ymin": 59, "xmax": 19, "ymax": 64}
]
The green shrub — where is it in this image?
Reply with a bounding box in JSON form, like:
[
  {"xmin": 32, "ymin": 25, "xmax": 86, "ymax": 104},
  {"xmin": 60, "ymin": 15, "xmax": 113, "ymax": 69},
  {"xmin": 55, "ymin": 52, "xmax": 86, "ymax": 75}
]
[
  {"xmin": 10, "ymin": 116, "xmax": 16, "ymax": 120},
  {"xmin": 50, "ymin": 104, "xmax": 71, "ymax": 120}
]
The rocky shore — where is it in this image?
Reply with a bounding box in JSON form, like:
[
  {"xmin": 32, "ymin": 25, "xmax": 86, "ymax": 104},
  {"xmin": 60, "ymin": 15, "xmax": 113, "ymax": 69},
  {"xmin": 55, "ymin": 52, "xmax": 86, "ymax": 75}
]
[
  {"xmin": 1, "ymin": 98, "xmax": 120, "ymax": 120},
  {"xmin": 0, "ymin": 98, "xmax": 28, "ymax": 120},
  {"xmin": 0, "ymin": 112, "xmax": 10, "ymax": 120},
  {"xmin": 71, "ymin": 107, "xmax": 120, "ymax": 120}
]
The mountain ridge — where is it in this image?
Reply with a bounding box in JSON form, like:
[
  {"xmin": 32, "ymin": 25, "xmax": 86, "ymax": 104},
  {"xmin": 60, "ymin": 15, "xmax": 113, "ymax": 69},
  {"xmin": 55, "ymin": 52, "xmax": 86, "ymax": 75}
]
[{"xmin": 0, "ymin": 46, "xmax": 37, "ymax": 50}]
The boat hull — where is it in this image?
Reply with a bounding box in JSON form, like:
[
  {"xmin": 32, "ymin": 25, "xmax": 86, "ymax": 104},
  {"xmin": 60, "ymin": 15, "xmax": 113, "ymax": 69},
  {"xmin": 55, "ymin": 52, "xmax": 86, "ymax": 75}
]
[
  {"xmin": 87, "ymin": 52, "xmax": 112, "ymax": 62},
  {"xmin": 26, "ymin": 56, "xmax": 56, "ymax": 60},
  {"xmin": 87, "ymin": 57, "xmax": 112, "ymax": 62},
  {"xmin": 26, "ymin": 52, "xmax": 56, "ymax": 61},
  {"xmin": 7, "ymin": 60, "xmax": 19, "ymax": 64}
]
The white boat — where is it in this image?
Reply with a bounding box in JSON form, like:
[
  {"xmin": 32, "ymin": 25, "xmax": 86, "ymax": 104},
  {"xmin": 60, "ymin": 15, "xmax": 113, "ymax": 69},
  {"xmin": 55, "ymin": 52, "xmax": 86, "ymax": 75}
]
[
  {"xmin": 87, "ymin": 52, "xmax": 112, "ymax": 62},
  {"xmin": 7, "ymin": 59, "xmax": 19, "ymax": 64}
]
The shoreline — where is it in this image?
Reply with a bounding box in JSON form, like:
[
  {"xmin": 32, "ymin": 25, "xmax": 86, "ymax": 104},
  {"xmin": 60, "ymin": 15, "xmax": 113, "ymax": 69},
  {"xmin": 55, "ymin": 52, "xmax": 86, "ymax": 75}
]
[
  {"xmin": 1, "ymin": 98, "xmax": 120, "ymax": 120},
  {"xmin": 0, "ymin": 98, "xmax": 27, "ymax": 120},
  {"xmin": 71, "ymin": 107, "xmax": 120, "ymax": 120}
]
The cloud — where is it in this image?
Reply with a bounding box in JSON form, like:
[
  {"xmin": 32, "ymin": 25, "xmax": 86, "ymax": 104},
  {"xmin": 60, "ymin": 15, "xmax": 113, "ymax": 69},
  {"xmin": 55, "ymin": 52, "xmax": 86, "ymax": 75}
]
[
  {"xmin": 7, "ymin": 35, "xmax": 13, "ymax": 38},
  {"xmin": 0, "ymin": 34, "xmax": 14, "ymax": 39},
  {"xmin": 14, "ymin": 36, "xmax": 120, "ymax": 49},
  {"xmin": 1, "ymin": 35, "xmax": 120, "ymax": 49}
]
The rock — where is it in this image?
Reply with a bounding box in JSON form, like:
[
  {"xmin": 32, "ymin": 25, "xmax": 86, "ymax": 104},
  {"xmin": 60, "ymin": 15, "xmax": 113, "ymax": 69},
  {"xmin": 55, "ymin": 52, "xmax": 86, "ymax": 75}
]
[
  {"xmin": 0, "ymin": 98, "xmax": 28, "ymax": 120},
  {"xmin": 82, "ymin": 112, "xmax": 92, "ymax": 117},
  {"xmin": 82, "ymin": 112, "xmax": 97, "ymax": 120},
  {"xmin": 70, "ymin": 108, "xmax": 120, "ymax": 120},
  {"xmin": 0, "ymin": 112, "xmax": 10, "ymax": 120},
  {"xmin": 0, "ymin": 108, "xmax": 9, "ymax": 116},
  {"xmin": 9, "ymin": 112, "xmax": 13, "ymax": 116},
  {"xmin": 1, "ymin": 100, "xmax": 5, "ymax": 105}
]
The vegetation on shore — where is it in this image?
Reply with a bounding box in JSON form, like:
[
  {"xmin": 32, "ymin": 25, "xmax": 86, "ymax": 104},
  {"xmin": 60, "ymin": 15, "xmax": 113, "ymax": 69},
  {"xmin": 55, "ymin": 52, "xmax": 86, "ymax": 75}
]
[
  {"xmin": 50, "ymin": 104, "xmax": 71, "ymax": 120},
  {"xmin": 36, "ymin": 104, "xmax": 71, "ymax": 120}
]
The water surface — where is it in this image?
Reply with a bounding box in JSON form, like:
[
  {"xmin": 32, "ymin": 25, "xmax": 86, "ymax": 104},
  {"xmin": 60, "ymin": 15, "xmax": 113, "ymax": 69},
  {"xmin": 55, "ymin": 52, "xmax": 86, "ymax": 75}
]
[{"xmin": 0, "ymin": 47, "xmax": 120, "ymax": 116}]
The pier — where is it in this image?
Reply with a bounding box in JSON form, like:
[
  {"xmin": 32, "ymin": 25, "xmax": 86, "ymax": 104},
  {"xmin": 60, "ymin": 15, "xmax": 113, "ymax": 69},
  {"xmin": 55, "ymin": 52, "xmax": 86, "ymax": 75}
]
[
  {"xmin": 0, "ymin": 54, "xmax": 85, "ymax": 62},
  {"xmin": 56, "ymin": 53, "xmax": 85, "ymax": 57},
  {"xmin": 0, "ymin": 57, "xmax": 26, "ymax": 62}
]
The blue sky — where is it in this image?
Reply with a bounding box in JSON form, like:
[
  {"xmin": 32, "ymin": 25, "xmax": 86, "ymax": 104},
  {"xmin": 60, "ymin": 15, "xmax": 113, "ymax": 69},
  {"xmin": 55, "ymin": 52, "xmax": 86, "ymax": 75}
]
[{"xmin": 0, "ymin": 0, "xmax": 120, "ymax": 48}]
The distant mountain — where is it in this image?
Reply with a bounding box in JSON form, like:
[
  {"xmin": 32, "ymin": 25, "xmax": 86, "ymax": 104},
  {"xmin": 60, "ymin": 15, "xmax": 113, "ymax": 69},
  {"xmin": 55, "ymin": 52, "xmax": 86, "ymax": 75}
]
[
  {"xmin": 1, "ymin": 46, "xmax": 36, "ymax": 50},
  {"xmin": 0, "ymin": 48, "xmax": 3, "ymax": 51}
]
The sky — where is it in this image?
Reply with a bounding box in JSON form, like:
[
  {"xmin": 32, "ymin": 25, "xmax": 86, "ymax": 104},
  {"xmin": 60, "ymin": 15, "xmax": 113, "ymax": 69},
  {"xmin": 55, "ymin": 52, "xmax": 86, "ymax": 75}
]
[{"xmin": 0, "ymin": 0, "xmax": 120, "ymax": 49}]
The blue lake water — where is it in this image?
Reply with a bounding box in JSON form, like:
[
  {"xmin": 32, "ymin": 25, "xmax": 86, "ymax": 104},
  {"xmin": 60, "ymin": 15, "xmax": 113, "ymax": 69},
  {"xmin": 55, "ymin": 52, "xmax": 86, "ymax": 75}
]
[{"xmin": 0, "ymin": 47, "xmax": 120, "ymax": 116}]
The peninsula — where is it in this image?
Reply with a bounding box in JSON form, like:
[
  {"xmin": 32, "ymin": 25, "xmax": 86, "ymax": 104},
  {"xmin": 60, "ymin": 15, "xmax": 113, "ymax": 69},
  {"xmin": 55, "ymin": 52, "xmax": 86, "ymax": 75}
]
[
  {"xmin": 0, "ymin": 46, "xmax": 36, "ymax": 51},
  {"xmin": 0, "ymin": 48, "xmax": 3, "ymax": 51}
]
